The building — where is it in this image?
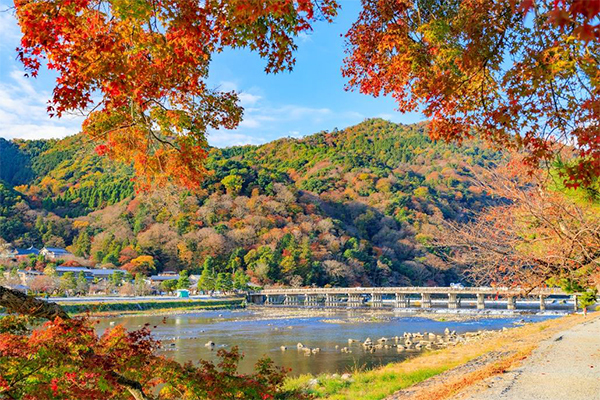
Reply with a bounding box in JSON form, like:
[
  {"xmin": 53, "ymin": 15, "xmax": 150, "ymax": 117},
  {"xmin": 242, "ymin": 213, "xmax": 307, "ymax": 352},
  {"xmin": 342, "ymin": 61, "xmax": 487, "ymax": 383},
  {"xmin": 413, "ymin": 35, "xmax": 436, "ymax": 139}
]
[
  {"xmin": 54, "ymin": 266, "xmax": 122, "ymax": 281},
  {"xmin": 40, "ymin": 247, "xmax": 74, "ymax": 260},
  {"xmin": 0, "ymin": 246, "xmax": 40, "ymax": 261},
  {"xmin": 149, "ymin": 274, "xmax": 178, "ymax": 283}
]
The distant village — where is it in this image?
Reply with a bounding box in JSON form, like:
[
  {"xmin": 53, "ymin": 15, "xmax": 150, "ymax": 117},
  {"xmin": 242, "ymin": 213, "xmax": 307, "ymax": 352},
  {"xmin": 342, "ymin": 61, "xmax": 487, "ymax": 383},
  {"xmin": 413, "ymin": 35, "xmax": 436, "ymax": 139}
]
[{"xmin": 0, "ymin": 244, "xmax": 248, "ymax": 297}]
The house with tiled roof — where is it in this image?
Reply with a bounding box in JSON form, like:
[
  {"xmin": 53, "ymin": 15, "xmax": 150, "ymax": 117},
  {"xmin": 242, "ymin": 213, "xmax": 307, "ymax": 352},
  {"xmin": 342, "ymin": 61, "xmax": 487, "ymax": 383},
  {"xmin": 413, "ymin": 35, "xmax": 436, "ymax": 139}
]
[
  {"xmin": 0, "ymin": 246, "xmax": 40, "ymax": 261},
  {"xmin": 40, "ymin": 247, "xmax": 74, "ymax": 260}
]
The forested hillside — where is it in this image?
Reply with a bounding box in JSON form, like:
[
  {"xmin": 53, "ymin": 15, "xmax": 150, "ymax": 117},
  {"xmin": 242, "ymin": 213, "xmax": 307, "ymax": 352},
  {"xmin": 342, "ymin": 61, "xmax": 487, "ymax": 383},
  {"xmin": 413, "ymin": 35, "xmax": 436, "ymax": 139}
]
[{"xmin": 0, "ymin": 119, "xmax": 502, "ymax": 287}]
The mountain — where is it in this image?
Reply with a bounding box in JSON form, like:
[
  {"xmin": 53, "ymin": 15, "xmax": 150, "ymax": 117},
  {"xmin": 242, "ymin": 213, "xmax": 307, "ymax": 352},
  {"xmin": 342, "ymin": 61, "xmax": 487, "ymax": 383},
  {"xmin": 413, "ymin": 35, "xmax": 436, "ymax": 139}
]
[{"xmin": 0, "ymin": 119, "xmax": 502, "ymax": 287}]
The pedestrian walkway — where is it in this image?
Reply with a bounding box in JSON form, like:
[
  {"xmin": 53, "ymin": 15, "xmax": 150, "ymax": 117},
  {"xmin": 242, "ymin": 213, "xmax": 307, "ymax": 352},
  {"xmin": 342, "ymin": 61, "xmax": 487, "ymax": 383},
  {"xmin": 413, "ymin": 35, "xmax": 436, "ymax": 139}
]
[{"xmin": 455, "ymin": 315, "xmax": 600, "ymax": 400}]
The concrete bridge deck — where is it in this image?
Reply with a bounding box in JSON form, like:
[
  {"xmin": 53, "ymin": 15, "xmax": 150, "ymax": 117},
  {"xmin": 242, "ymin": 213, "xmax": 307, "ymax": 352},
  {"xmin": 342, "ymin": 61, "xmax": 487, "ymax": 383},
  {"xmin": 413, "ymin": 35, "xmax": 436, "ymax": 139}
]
[{"xmin": 248, "ymin": 287, "xmax": 579, "ymax": 311}]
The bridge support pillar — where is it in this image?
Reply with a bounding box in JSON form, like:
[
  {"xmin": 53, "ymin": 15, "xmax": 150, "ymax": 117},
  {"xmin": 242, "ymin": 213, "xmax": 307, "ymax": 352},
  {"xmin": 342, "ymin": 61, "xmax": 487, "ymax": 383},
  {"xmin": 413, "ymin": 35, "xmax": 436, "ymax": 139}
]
[
  {"xmin": 371, "ymin": 293, "xmax": 383, "ymax": 308},
  {"xmin": 539, "ymin": 295, "xmax": 546, "ymax": 311},
  {"xmin": 507, "ymin": 296, "xmax": 516, "ymax": 310},
  {"xmin": 395, "ymin": 293, "xmax": 409, "ymax": 308},
  {"xmin": 448, "ymin": 293, "xmax": 458, "ymax": 309},
  {"xmin": 476, "ymin": 293, "xmax": 485, "ymax": 309},
  {"xmin": 325, "ymin": 294, "xmax": 335, "ymax": 307},
  {"xmin": 265, "ymin": 295, "xmax": 273, "ymax": 305},
  {"xmin": 421, "ymin": 293, "xmax": 432, "ymax": 308},
  {"xmin": 306, "ymin": 295, "xmax": 318, "ymax": 307},
  {"xmin": 348, "ymin": 293, "xmax": 361, "ymax": 307}
]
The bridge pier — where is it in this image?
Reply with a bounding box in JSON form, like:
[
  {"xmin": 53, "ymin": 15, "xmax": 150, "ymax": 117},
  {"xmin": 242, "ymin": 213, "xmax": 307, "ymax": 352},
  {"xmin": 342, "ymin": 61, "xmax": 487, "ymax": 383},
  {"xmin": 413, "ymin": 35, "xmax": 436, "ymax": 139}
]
[
  {"xmin": 507, "ymin": 296, "xmax": 516, "ymax": 310},
  {"xmin": 348, "ymin": 293, "xmax": 362, "ymax": 307},
  {"xmin": 306, "ymin": 295, "xmax": 319, "ymax": 307},
  {"xmin": 371, "ymin": 293, "xmax": 383, "ymax": 308},
  {"xmin": 539, "ymin": 295, "xmax": 546, "ymax": 311},
  {"xmin": 448, "ymin": 293, "xmax": 458, "ymax": 309},
  {"xmin": 477, "ymin": 293, "xmax": 485, "ymax": 309},
  {"xmin": 395, "ymin": 293, "xmax": 410, "ymax": 308},
  {"xmin": 421, "ymin": 293, "xmax": 432, "ymax": 308},
  {"xmin": 325, "ymin": 293, "xmax": 336, "ymax": 307}
]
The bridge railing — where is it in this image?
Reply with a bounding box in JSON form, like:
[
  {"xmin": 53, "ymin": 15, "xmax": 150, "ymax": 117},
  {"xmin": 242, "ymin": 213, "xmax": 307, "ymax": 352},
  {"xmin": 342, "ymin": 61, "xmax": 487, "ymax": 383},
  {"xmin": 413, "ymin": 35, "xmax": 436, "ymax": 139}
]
[{"xmin": 250, "ymin": 286, "xmax": 570, "ymax": 296}]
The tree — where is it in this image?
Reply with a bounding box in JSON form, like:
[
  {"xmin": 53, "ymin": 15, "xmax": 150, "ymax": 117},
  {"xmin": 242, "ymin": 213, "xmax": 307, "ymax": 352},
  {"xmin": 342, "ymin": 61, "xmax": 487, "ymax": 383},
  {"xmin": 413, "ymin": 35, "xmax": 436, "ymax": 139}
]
[
  {"xmin": 197, "ymin": 262, "xmax": 215, "ymax": 294},
  {"xmin": 215, "ymin": 272, "xmax": 233, "ymax": 293},
  {"xmin": 76, "ymin": 272, "xmax": 89, "ymax": 295},
  {"xmin": 59, "ymin": 272, "xmax": 77, "ymax": 296},
  {"xmin": 109, "ymin": 271, "xmax": 125, "ymax": 289},
  {"xmin": 14, "ymin": 0, "xmax": 338, "ymax": 189},
  {"xmin": 134, "ymin": 273, "xmax": 147, "ymax": 296},
  {"xmin": 43, "ymin": 264, "xmax": 57, "ymax": 278},
  {"xmin": 233, "ymin": 270, "xmax": 250, "ymax": 292},
  {"xmin": 0, "ymin": 286, "xmax": 304, "ymax": 400},
  {"xmin": 435, "ymin": 160, "xmax": 600, "ymax": 293},
  {"xmin": 161, "ymin": 279, "xmax": 177, "ymax": 295},
  {"xmin": 176, "ymin": 270, "xmax": 190, "ymax": 290},
  {"xmin": 125, "ymin": 255, "xmax": 156, "ymax": 275},
  {"xmin": 29, "ymin": 275, "xmax": 56, "ymax": 295},
  {"xmin": 221, "ymin": 175, "xmax": 244, "ymax": 195},
  {"xmin": 343, "ymin": 0, "xmax": 600, "ymax": 186}
]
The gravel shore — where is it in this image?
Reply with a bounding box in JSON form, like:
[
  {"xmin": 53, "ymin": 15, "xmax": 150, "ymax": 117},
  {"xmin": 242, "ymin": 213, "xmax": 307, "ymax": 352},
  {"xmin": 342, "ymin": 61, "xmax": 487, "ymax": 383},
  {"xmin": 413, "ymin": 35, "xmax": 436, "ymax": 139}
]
[{"xmin": 453, "ymin": 314, "xmax": 600, "ymax": 400}]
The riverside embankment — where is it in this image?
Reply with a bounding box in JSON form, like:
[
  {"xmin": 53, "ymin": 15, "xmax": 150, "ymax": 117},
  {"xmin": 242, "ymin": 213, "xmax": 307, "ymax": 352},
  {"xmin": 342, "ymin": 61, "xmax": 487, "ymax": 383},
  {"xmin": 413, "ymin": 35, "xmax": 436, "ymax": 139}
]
[
  {"xmin": 283, "ymin": 312, "xmax": 595, "ymax": 400},
  {"xmin": 55, "ymin": 297, "xmax": 245, "ymax": 316}
]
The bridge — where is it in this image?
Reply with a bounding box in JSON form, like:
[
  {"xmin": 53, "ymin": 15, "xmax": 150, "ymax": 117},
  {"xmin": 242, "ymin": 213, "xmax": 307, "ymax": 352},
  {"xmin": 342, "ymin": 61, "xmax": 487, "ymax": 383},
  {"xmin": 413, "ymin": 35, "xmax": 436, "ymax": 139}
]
[{"xmin": 248, "ymin": 287, "xmax": 579, "ymax": 311}]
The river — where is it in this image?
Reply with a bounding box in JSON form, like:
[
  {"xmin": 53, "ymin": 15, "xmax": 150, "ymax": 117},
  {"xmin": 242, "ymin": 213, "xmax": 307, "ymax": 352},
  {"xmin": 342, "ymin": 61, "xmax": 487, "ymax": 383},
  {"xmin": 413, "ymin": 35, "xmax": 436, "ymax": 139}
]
[{"xmin": 95, "ymin": 309, "xmax": 554, "ymax": 376}]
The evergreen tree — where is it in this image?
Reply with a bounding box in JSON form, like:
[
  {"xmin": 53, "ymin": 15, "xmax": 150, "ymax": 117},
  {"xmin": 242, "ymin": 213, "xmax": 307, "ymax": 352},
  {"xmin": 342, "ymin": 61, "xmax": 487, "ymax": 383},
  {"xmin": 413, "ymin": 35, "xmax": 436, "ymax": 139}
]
[
  {"xmin": 161, "ymin": 279, "xmax": 177, "ymax": 294},
  {"xmin": 176, "ymin": 270, "xmax": 190, "ymax": 290},
  {"xmin": 60, "ymin": 272, "xmax": 77, "ymax": 295},
  {"xmin": 76, "ymin": 272, "xmax": 89, "ymax": 295},
  {"xmin": 232, "ymin": 270, "xmax": 249, "ymax": 291},
  {"xmin": 197, "ymin": 263, "xmax": 215, "ymax": 293},
  {"xmin": 215, "ymin": 272, "xmax": 233, "ymax": 293}
]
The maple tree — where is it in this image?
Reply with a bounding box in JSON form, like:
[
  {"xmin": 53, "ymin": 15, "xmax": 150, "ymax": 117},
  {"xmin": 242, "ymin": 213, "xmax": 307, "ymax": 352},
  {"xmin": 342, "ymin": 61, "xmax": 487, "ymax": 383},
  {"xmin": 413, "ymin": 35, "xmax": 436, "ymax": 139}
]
[
  {"xmin": 14, "ymin": 0, "xmax": 338, "ymax": 189},
  {"xmin": 434, "ymin": 158, "xmax": 600, "ymax": 293},
  {"xmin": 343, "ymin": 0, "xmax": 600, "ymax": 187},
  {"xmin": 0, "ymin": 287, "xmax": 305, "ymax": 400}
]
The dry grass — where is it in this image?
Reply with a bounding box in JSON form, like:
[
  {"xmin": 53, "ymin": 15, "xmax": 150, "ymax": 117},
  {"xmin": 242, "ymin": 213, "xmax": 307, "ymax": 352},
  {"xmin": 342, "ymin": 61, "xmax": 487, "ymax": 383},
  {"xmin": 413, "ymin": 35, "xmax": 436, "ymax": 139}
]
[{"xmin": 285, "ymin": 313, "xmax": 596, "ymax": 400}]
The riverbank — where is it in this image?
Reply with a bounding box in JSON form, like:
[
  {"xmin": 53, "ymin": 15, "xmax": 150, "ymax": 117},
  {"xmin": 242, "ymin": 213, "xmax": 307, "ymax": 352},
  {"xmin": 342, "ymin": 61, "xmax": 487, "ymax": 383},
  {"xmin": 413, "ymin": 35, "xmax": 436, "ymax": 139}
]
[
  {"xmin": 58, "ymin": 298, "xmax": 245, "ymax": 317},
  {"xmin": 284, "ymin": 312, "xmax": 594, "ymax": 400},
  {"xmin": 452, "ymin": 313, "xmax": 600, "ymax": 400}
]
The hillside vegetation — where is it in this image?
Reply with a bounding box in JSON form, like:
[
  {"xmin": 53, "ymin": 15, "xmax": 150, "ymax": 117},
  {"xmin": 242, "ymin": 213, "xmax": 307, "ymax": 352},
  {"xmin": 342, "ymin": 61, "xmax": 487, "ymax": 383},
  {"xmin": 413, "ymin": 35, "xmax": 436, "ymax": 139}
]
[{"xmin": 0, "ymin": 119, "xmax": 502, "ymax": 287}]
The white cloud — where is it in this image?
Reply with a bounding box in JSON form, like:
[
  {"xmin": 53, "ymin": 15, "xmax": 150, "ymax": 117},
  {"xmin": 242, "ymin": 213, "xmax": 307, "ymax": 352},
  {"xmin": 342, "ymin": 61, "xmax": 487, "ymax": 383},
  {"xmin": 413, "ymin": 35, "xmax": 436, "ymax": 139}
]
[
  {"xmin": 240, "ymin": 104, "xmax": 332, "ymax": 131},
  {"xmin": 207, "ymin": 130, "xmax": 266, "ymax": 147},
  {"xmin": 0, "ymin": 10, "xmax": 20, "ymax": 49},
  {"xmin": 217, "ymin": 80, "xmax": 239, "ymax": 92},
  {"xmin": 238, "ymin": 92, "xmax": 261, "ymax": 106},
  {"xmin": 0, "ymin": 69, "xmax": 83, "ymax": 140}
]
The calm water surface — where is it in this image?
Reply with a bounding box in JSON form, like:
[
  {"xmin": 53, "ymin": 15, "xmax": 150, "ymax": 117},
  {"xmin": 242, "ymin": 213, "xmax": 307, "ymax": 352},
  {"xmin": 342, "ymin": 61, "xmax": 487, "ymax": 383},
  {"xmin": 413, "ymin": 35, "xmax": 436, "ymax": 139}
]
[{"xmin": 95, "ymin": 309, "xmax": 553, "ymax": 376}]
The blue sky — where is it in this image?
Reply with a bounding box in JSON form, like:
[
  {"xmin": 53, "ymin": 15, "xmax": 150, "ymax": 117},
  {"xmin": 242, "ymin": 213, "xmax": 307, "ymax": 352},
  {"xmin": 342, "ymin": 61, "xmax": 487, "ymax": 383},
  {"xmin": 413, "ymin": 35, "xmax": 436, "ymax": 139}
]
[{"xmin": 0, "ymin": 1, "xmax": 423, "ymax": 147}]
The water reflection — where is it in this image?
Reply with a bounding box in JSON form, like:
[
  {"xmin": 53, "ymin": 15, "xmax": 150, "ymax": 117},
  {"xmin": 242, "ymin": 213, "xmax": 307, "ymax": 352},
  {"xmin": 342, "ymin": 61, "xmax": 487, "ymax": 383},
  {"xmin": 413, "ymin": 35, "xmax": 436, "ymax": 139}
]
[{"xmin": 95, "ymin": 309, "xmax": 552, "ymax": 376}]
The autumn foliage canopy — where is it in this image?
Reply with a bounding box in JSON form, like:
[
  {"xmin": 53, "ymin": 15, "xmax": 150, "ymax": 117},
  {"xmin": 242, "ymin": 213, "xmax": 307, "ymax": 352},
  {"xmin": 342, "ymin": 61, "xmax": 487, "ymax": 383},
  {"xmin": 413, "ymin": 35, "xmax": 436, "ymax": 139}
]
[
  {"xmin": 14, "ymin": 0, "xmax": 338, "ymax": 189},
  {"xmin": 343, "ymin": 0, "xmax": 600, "ymax": 187},
  {"xmin": 13, "ymin": 0, "xmax": 599, "ymax": 188},
  {"xmin": 0, "ymin": 313, "xmax": 303, "ymax": 400}
]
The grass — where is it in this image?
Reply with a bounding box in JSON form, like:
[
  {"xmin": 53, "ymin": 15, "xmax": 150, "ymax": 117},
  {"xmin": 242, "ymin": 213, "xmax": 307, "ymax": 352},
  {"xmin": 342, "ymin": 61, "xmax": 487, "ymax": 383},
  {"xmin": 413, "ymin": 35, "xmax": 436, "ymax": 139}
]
[{"xmin": 284, "ymin": 313, "xmax": 595, "ymax": 400}]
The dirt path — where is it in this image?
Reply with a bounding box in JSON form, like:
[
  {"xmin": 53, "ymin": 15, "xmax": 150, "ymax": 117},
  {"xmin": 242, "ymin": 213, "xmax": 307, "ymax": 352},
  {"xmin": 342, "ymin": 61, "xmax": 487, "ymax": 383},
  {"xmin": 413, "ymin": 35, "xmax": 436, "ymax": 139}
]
[{"xmin": 454, "ymin": 315, "xmax": 600, "ymax": 400}]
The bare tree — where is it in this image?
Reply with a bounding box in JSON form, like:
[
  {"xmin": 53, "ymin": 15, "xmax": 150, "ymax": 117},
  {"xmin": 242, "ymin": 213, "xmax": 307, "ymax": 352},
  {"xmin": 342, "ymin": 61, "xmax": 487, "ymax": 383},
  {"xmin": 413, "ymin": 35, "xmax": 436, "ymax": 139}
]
[{"xmin": 434, "ymin": 161, "xmax": 600, "ymax": 292}]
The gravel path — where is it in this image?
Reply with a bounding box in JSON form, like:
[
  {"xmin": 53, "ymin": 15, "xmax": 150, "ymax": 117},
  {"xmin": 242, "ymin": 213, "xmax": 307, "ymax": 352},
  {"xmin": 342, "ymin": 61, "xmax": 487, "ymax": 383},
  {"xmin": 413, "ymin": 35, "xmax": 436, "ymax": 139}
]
[{"xmin": 455, "ymin": 316, "xmax": 600, "ymax": 400}]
